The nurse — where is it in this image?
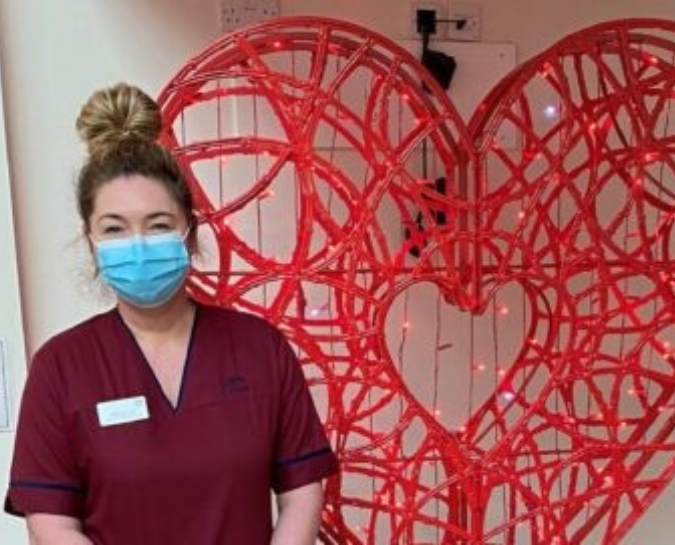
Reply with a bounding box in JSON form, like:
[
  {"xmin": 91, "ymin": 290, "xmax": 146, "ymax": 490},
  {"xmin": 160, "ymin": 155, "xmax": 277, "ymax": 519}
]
[{"xmin": 5, "ymin": 83, "xmax": 338, "ymax": 544}]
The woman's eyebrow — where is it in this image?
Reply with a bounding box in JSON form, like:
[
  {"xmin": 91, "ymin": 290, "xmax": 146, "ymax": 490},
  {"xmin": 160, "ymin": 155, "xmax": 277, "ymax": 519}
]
[
  {"xmin": 96, "ymin": 211, "xmax": 175, "ymax": 222},
  {"xmin": 96, "ymin": 213, "xmax": 126, "ymax": 223},
  {"xmin": 146, "ymin": 211, "xmax": 176, "ymax": 220}
]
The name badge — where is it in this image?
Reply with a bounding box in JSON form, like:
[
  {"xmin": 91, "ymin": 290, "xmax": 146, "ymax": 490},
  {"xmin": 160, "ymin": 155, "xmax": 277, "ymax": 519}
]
[{"xmin": 96, "ymin": 396, "xmax": 149, "ymax": 427}]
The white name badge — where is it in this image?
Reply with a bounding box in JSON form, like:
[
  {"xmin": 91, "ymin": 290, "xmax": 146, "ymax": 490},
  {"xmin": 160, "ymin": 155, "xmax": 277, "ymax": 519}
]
[{"xmin": 96, "ymin": 396, "xmax": 149, "ymax": 427}]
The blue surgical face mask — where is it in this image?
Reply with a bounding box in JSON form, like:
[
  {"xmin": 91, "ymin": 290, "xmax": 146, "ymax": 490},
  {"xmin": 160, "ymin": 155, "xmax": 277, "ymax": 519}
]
[{"xmin": 93, "ymin": 231, "xmax": 190, "ymax": 308}]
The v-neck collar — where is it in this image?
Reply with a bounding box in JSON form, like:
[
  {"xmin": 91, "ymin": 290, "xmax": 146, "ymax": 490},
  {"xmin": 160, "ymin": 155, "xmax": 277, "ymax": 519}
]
[{"xmin": 114, "ymin": 303, "xmax": 200, "ymax": 413}]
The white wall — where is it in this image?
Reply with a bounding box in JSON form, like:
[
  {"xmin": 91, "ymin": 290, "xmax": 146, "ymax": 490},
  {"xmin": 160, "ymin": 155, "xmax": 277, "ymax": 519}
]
[
  {"xmin": 1, "ymin": 0, "xmax": 675, "ymax": 543},
  {"xmin": 0, "ymin": 43, "xmax": 28, "ymax": 544}
]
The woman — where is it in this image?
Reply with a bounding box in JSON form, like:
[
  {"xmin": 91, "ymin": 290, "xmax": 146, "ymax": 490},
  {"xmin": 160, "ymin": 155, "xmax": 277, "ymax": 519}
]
[{"xmin": 5, "ymin": 83, "xmax": 338, "ymax": 544}]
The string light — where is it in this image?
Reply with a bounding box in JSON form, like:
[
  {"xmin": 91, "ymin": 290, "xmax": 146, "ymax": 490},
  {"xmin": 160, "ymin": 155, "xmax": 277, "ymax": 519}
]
[
  {"xmin": 543, "ymin": 104, "xmax": 559, "ymax": 119},
  {"xmin": 501, "ymin": 390, "xmax": 516, "ymax": 402}
]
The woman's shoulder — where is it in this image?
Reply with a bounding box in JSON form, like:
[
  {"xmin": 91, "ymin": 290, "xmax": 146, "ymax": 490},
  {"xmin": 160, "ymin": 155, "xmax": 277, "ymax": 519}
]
[
  {"xmin": 33, "ymin": 307, "xmax": 119, "ymax": 361},
  {"xmin": 197, "ymin": 301, "xmax": 281, "ymax": 335}
]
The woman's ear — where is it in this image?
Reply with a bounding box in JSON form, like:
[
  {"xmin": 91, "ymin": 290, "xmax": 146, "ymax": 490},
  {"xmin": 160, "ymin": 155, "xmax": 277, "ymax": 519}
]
[
  {"xmin": 83, "ymin": 224, "xmax": 101, "ymax": 276},
  {"xmin": 83, "ymin": 224, "xmax": 94, "ymax": 251},
  {"xmin": 187, "ymin": 216, "xmax": 200, "ymax": 256}
]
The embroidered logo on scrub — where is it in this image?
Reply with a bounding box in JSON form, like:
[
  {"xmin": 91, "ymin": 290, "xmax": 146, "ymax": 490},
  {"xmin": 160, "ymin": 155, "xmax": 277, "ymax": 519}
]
[
  {"xmin": 223, "ymin": 375, "xmax": 250, "ymax": 395},
  {"xmin": 96, "ymin": 396, "xmax": 150, "ymax": 427}
]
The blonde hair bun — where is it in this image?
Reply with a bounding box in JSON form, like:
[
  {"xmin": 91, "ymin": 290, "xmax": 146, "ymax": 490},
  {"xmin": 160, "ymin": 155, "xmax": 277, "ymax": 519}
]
[{"xmin": 76, "ymin": 82, "xmax": 162, "ymax": 156}]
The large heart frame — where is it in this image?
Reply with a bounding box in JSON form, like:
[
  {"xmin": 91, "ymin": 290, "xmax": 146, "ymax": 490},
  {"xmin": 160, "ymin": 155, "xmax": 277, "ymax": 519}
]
[{"xmin": 158, "ymin": 17, "xmax": 675, "ymax": 544}]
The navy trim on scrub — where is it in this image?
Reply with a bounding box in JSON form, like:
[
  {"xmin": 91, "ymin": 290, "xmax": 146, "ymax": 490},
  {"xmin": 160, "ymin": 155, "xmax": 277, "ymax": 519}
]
[
  {"xmin": 10, "ymin": 480, "xmax": 84, "ymax": 493},
  {"xmin": 276, "ymin": 446, "xmax": 334, "ymax": 468}
]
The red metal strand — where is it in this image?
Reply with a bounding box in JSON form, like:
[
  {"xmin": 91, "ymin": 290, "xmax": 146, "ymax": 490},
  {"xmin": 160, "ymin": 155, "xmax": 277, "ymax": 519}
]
[{"xmin": 158, "ymin": 17, "xmax": 675, "ymax": 544}]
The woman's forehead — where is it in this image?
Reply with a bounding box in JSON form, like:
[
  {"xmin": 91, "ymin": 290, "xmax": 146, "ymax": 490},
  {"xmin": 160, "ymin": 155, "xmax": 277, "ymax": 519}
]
[{"xmin": 92, "ymin": 175, "xmax": 182, "ymax": 219}]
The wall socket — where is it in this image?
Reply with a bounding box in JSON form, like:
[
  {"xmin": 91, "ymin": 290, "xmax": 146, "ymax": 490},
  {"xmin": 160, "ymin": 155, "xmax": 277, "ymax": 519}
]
[
  {"xmin": 220, "ymin": 0, "xmax": 280, "ymax": 33},
  {"xmin": 448, "ymin": 2, "xmax": 481, "ymax": 41}
]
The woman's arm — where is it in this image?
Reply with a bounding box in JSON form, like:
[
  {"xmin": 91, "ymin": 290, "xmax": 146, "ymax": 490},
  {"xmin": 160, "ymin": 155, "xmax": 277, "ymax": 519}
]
[
  {"xmin": 271, "ymin": 482, "xmax": 324, "ymax": 545},
  {"xmin": 27, "ymin": 513, "xmax": 94, "ymax": 545}
]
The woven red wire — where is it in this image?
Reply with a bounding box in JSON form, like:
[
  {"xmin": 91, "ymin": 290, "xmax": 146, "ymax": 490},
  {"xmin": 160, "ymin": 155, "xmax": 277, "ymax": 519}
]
[{"xmin": 158, "ymin": 17, "xmax": 675, "ymax": 544}]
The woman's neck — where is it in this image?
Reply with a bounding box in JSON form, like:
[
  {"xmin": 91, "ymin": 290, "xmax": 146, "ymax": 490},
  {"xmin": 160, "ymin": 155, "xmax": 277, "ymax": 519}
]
[{"xmin": 116, "ymin": 293, "xmax": 196, "ymax": 342}]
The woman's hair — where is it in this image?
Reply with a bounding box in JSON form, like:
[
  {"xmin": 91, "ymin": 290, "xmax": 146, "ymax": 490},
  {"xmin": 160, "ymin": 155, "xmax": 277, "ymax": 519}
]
[{"xmin": 75, "ymin": 83, "xmax": 194, "ymax": 230}]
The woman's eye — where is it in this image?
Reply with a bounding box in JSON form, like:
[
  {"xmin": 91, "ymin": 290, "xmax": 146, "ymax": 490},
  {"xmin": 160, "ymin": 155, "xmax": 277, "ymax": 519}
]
[
  {"xmin": 150, "ymin": 223, "xmax": 172, "ymax": 232},
  {"xmin": 103, "ymin": 225, "xmax": 123, "ymax": 234}
]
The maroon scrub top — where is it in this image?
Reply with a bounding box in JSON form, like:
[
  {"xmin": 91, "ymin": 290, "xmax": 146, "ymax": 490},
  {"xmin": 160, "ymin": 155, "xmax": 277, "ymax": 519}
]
[{"xmin": 5, "ymin": 303, "xmax": 338, "ymax": 544}]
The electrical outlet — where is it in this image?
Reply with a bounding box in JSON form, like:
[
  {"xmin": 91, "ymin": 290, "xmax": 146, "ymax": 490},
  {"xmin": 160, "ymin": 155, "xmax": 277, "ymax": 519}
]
[
  {"xmin": 408, "ymin": 1, "xmax": 449, "ymax": 39},
  {"xmin": 448, "ymin": 2, "xmax": 481, "ymax": 42},
  {"xmin": 220, "ymin": 0, "xmax": 280, "ymax": 33}
]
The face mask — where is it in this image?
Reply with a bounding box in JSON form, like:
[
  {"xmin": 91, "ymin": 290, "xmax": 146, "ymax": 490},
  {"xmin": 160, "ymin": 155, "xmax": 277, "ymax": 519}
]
[{"xmin": 93, "ymin": 231, "xmax": 190, "ymax": 308}]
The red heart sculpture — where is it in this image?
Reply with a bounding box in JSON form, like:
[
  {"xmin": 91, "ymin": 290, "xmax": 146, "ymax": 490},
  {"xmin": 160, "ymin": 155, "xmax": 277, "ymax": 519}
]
[{"xmin": 158, "ymin": 17, "xmax": 675, "ymax": 543}]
